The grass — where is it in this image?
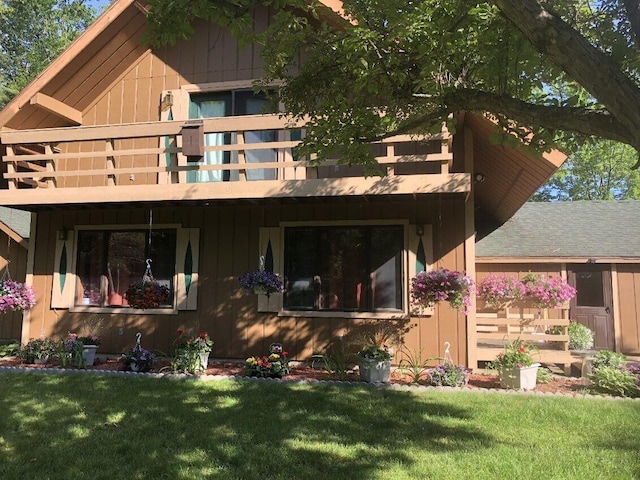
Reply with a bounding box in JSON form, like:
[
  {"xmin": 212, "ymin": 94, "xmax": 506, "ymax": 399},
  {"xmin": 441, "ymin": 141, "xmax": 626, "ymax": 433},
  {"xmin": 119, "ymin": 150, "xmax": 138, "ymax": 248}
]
[{"xmin": 1, "ymin": 372, "xmax": 639, "ymax": 480}]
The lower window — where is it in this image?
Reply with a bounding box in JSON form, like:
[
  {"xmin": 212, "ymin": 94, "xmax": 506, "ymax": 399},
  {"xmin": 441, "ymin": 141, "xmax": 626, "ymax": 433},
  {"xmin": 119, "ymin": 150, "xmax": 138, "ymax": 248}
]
[
  {"xmin": 284, "ymin": 225, "xmax": 404, "ymax": 312},
  {"xmin": 75, "ymin": 229, "xmax": 177, "ymax": 308}
]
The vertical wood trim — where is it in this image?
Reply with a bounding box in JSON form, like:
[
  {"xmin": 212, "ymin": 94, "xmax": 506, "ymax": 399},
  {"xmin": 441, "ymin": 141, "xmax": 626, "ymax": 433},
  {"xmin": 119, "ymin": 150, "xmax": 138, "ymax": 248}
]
[
  {"xmin": 21, "ymin": 214, "xmax": 37, "ymax": 344},
  {"xmin": 611, "ymin": 263, "xmax": 622, "ymax": 352},
  {"xmin": 173, "ymin": 88, "xmax": 191, "ymax": 184},
  {"xmin": 176, "ymin": 227, "xmax": 199, "ymax": 310},
  {"xmin": 407, "ymin": 224, "xmax": 434, "ymax": 316},
  {"xmin": 258, "ymin": 227, "xmax": 282, "ymax": 312},
  {"xmin": 463, "ymin": 126, "xmax": 477, "ymax": 369}
]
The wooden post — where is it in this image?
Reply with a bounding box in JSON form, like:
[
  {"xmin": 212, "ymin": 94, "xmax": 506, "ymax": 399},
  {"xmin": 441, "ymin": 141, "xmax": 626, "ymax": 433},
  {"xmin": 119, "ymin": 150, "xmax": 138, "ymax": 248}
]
[
  {"xmin": 5, "ymin": 145, "xmax": 16, "ymax": 189},
  {"xmin": 44, "ymin": 144, "xmax": 56, "ymax": 188},
  {"xmin": 105, "ymin": 139, "xmax": 116, "ymax": 186}
]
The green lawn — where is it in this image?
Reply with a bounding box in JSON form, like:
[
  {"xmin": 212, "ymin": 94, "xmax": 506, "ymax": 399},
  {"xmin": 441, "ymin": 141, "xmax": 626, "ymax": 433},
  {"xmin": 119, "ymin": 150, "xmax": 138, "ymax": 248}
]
[{"xmin": 1, "ymin": 372, "xmax": 639, "ymax": 480}]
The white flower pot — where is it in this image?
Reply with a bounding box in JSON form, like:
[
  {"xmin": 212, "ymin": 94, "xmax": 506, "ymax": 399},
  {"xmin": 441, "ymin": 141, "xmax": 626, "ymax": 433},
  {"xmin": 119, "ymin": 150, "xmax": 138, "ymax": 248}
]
[
  {"xmin": 198, "ymin": 351, "xmax": 210, "ymax": 372},
  {"xmin": 358, "ymin": 358, "xmax": 392, "ymax": 383},
  {"xmin": 82, "ymin": 345, "xmax": 98, "ymax": 367},
  {"xmin": 499, "ymin": 363, "xmax": 540, "ymax": 391}
]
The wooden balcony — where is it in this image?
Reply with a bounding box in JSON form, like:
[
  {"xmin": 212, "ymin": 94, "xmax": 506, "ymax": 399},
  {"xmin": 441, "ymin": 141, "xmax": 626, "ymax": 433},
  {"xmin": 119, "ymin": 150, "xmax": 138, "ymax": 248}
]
[{"xmin": 0, "ymin": 114, "xmax": 470, "ymax": 207}]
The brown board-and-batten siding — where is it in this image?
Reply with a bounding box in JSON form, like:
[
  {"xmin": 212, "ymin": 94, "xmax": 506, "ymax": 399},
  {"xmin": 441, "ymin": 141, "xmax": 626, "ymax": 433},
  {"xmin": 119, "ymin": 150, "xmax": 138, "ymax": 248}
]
[
  {"xmin": 617, "ymin": 264, "xmax": 640, "ymax": 354},
  {"xmin": 27, "ymin": 197, "xmax": 469, "ymax": 364},
  {"xmin": 0, "ymin": 230, "xmax": 28, "ymax": 339}
]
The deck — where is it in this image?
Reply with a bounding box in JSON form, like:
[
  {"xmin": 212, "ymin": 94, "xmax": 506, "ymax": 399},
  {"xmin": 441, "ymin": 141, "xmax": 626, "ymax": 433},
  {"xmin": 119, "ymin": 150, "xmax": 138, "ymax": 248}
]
[{"xmin": 0, "ymin": 114, "xmax": 470, "ymax": 207}]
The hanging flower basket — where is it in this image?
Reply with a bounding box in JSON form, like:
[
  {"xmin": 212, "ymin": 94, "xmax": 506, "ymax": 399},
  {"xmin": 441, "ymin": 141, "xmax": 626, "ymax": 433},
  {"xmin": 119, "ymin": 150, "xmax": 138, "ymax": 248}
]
[
  {"xmin": 125, "ymin": 281, "xmax": 170, "ymax": 309},
  {"xmin": 0, "ymin": 279, "xmax": 36, "ymax": 314},
  {"xmin": 410, "ymin": 268, "xmax": 474, "ymax": 314},
  {"xmin": 239, "ymin": 270, "xmax": 283, "ymax": 297}
]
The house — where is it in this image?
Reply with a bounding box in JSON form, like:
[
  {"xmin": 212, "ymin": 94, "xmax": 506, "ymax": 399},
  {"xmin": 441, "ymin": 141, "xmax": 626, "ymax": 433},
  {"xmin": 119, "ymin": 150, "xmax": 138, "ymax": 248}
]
[
  {"xmin": 0, "ymin": 207, "xmax": 31, "ymax": 340},
  {"xmin": 476, "ymin": 201, "xmax": 640, "ymax": 356},
  {"xmin": 0, "ymin": 0, "xmax": 565, "ymax": 366}
]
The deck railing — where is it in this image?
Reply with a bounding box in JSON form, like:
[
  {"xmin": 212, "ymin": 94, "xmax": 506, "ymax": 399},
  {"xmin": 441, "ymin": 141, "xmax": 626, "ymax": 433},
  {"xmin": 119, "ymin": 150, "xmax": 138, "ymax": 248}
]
[
  {"xmin": 1, "ymin": 114, "xmax": 454, "ymax": 190},
  {"xmin": 476, "ymin": 304, "xmax": 572, "ymax": 374}
]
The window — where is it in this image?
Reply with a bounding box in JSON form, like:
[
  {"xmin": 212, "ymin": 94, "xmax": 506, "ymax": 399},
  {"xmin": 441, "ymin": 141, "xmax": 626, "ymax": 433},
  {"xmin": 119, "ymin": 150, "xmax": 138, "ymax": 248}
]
[
  {"xmin": 284, "ymin": 225, "xmax": 404, "ymax": 312},
  {"xmin": 75, "ymin": 229, "xmax": 176, "ymax": 308},
  {"xmin": 188, "ymin": 89, "xmax": 278, "ymax": 182}
]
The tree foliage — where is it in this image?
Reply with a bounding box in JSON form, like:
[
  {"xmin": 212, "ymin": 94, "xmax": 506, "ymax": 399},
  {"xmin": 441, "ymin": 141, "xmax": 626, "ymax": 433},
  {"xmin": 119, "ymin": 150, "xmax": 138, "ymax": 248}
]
[
  {"xmin": 143, "ymin": 0, "xmax": 640, "ymax": 169},
  {"xmin": 0, "ymin": 0, "xmax": 96, "ymax": 109},
  {"xmin": 532, "ymin": 140, "xmax": 640, "ymax": 201}
]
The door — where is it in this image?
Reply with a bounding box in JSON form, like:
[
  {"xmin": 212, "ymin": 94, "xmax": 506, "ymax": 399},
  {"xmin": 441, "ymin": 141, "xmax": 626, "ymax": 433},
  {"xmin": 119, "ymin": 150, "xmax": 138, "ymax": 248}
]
[{"xmin": 568, "ymin": 264, "xmax": 614, "ymax": 350}]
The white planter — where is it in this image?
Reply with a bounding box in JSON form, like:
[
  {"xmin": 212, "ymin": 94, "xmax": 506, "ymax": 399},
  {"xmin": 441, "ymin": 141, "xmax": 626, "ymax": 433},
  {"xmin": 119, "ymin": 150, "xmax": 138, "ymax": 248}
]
[
  {"xmin": 82, "ymin": 345, "xmax": 99, "ymax": 367},
  {"xmin": 130, "ymin": 361, "xmax": 141, "ymax": 372},
  {"xmin": 358, "ymin": 358, "xmax": 392, "ymax": 383},
  {"xmin": 499, "ymin": 363, "xmax": 540, "ymax": 391},
  {"xmin": 198, "ymin": 351, "xmax": 210, "ymax": 372}
]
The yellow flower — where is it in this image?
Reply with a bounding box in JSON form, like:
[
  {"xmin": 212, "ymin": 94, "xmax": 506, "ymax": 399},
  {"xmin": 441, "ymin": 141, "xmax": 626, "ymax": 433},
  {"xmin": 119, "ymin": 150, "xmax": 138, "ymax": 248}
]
[
  {"xmin": 269, "ymin": 353, "xmax": 280, "ymax": 361},
  {"xmin": 246, "ymin": 357, "xmax": 257, "ymax": 365}
]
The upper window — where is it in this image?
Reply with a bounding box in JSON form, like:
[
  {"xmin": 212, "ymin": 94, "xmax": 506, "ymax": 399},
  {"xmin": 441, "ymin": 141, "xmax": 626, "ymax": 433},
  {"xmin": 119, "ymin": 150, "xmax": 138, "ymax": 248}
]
[
  {"xmin": 283, "ymin": 225, "xmax": 404, "ymax": 312},
  {"xmin": 188, "ymin": 89, "xmax": 278, "ymax": 183},
  {"xmin": 75, "ymin": 229, "xmax": 176, "ymax": 308}
]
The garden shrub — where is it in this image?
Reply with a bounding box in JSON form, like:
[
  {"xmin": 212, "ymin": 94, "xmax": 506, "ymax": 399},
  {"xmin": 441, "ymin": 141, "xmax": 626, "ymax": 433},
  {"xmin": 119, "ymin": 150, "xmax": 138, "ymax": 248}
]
[{"xmin": 588, "ymin": 350, "xmax": 639, "ymax": 398}]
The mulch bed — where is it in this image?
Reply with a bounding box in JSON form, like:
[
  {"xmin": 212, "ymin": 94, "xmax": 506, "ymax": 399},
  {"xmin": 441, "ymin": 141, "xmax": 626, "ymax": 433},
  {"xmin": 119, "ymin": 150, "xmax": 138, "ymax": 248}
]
[{"xmin": 0, "ymin": 356, "xmax": 587, "ymax": 394}]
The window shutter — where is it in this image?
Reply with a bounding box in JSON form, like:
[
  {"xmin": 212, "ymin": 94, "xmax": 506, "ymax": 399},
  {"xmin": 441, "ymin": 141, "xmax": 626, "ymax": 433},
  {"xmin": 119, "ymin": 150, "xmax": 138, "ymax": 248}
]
[
  {"xmin": 258, "ymin": 227, "xmax": 283, "ymax": 312},
  {"xmin": 176, "ymin": 228, "xmax": 199, "ymax": 311},
  {"xmin": 407, "ymin": 224, "xmax": 433, "ymax": 315},
  {"xmin": 51, "ymin": 232, "xmax": 75, "ymax": 308}
]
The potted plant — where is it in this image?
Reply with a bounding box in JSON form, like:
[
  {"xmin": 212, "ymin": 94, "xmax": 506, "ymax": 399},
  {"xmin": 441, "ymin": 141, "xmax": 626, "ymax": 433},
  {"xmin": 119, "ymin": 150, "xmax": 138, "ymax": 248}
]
[
  {"xmin": 521, "ymin": 272, "xmax": 577, "ymax": 308},
  {"xmin": 77, "ymin": 333, "xmax": 100, "ymax": 367},
  {"xmin": 125, "ymin": 281, "xmax": 170, "ymax": 309},
  {"xmin": 426, "ymin": 362, "xmax": 470, "ymax": 387},
  {"xmin": 410, "ymin": 268, "xmax": 474, "ymax": 314},
  {"xmin": 356, "ymin": 338, "xmax": 393, "ymax": 383},
  {"xmin": 172, "ymin": 330, "xmax": 213, "ymax": 374},
  {"xmin": 476, "ymin": 274, "xmax": 526, "ymax": 309},
  {"xmin": 121, "ymin": 343, "xmax": 156, "ymax": 372},
  {"xmin": 0, "ymin": 279, "xmax": 36, "ymax": 313},
  {"xmin": 18, "ymin": 337, "xmax": 55, "ymax": 364},
  {"xmin": 489, "ymin": 339, "xmax": 540, "ymax": 391},
  {"xmin": 245, "ymin": 343, "xmax": 290, "ymax": 378},
  {"xmin": 239, "ymin": 269, "xmax": 283, "ymax": 297}
]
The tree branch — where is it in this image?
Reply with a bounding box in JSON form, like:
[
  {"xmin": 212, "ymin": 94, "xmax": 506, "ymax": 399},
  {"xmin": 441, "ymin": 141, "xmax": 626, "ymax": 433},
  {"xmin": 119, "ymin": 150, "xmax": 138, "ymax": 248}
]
[
  {"xmin": 491, "ymin": 0, "xmax": 640, "ymax": 150},
  {"xmin": 622, "ymin": 0, "xmax": 640, "ymax": 50},
  {"xmin": 444, "ymin": 89, "xmax": 632, "ymax": 144}
]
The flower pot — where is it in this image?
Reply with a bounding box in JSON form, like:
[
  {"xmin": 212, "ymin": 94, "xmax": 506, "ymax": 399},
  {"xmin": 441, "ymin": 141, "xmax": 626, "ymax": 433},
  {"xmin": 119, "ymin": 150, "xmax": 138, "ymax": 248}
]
[
  {"xmin": 498, "ymin": 363, "xmax": 540, "ymax": 391},
  {"xmin": 82, "ymin": 345, "xmax": 99, "ymax": 367},
  {"xmin": 198, "ymin": 351, "xmax": 210, "ymax": 372},
  {"xmin": 358, "ymin": 358, "xmax": 392, "ymax": 383},
  {"xmin": 34, "ymin": 356, "xmax": 49, "ymax": 365},
  {"xmin": 130, "ymin": 361, "xmax": 141, "ymax": 372}
]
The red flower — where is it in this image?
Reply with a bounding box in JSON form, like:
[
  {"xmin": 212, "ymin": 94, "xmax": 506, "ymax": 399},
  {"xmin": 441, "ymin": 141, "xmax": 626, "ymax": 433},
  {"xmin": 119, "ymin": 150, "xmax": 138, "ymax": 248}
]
[
  {"xmin": 518, "ymin": 345, "xmax": 526, "ymax": 353},
  {"xmin": 199, "ymin": 331, "xmax": 208, "ymax": 340}
]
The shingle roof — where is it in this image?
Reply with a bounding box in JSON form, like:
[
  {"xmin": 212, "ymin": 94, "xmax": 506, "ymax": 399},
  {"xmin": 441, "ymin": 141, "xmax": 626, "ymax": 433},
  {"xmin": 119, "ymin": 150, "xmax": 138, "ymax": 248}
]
[
  {"xmin": 0, "ymin": 207, "xmax": 31, "ymax": 240},
  {"xmin": 476, "ymin": 201, "xmax": 640, "ymax": 258}
]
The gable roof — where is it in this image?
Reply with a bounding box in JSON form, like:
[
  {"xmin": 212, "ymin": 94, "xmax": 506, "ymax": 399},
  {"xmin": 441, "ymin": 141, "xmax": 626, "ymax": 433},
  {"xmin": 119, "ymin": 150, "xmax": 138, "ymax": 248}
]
[
  {"xmin": 0, "ymin": 207, "xmax": 31, "ymax": 247},
  {"xmin": 476, "ymin": 201, "xmax": 640, "ymax": 260},
  {"xmin": 0, "ymin": 0, "xmax": 564, "ymax": 227}
]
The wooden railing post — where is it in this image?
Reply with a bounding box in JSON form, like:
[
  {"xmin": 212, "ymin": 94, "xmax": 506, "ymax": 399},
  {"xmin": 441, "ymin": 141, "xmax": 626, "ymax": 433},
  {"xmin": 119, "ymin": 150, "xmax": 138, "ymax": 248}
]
[
  {"xmin": 106, "ymin": 139, "xmax": 116, "ymax": 186},
  {"xmin": 44, "ymin": 144, "xmax": 56, "ymax": 188},
  {"xmin": 5, "ymin": 145, "xmax": 16, "ymax": 189}
]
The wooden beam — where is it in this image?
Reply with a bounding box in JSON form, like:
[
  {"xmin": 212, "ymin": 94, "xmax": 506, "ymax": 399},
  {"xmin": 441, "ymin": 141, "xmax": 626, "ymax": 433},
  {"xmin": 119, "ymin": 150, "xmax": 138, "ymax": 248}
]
[
  {"xmin": 29, "ymin": 93, "xmax": 82, "ymax": 125},
  {"xmin": 0, "ymin": 173, "xmax": 471, "ymax": 206}
]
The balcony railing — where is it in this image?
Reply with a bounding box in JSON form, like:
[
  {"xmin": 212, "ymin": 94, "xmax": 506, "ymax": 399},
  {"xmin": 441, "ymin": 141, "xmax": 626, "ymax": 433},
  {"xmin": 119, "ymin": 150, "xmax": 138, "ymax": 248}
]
[{"xmin": 0, "ymin": 114, "xmax": 469, "ymax": 204}]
